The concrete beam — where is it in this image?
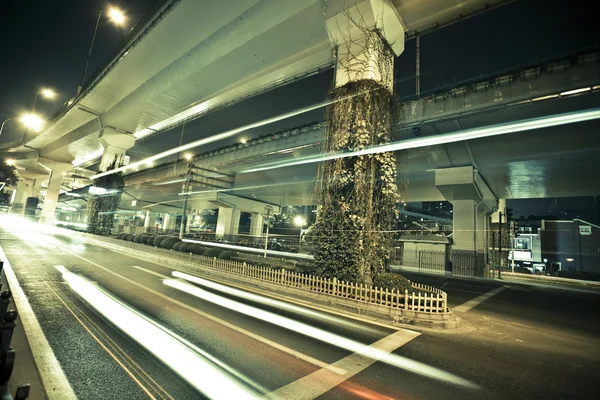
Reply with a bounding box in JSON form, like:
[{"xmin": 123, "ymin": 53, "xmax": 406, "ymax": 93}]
[{"xmin": 98, "ymin": 128, "xmax": 136, "ymax": 171}]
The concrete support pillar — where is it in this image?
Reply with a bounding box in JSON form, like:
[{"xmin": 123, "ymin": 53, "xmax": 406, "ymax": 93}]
[
  {"xmin": 326, "ymin": 0, "xmax": 405, "ymax": 90},
  {"xmin": 11, "ymin": 180, "xmax": 29, "ymax": 211},
  {"xmin": 231, "ymin": 209, "xmax": 241, "ymax": 236},
  {"xmin": 215, "ymin": 207, "xmax": 234, "ymax": 238},
  {"xmin": 98, "ymin": 128, "xmax": 136, "ymax": 172},
  {"xmin": 40, "ymin": 171, "xmax": 63, "ymax": 224},
  {"xmin": 162, "ymin": 214, "xmax": 175, "ymax": 231},
  {"xmin": 143, "ymin": 210, "xmax": 151, "ymax": 229},
  {"xmin": 28, "ymin": 178, "xmax": 45, "ymax": 199},
  {"xmin": 249, "ymin": 212, "xmax": 264, "ymax": 237}
]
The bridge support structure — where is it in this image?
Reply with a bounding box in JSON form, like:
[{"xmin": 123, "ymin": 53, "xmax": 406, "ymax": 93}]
[
  {"xmin": 311, "ymin": 0, "xmax": 406, "ymax": 284},
  {"xmin": 98, "ymin": 128, "xmax": 135, "ymax": 171},
  {"xmin": 37, "ymin": 158, "xmax": 73, "ymax": 224},
  {"xmin": 435, "ymin": 166, "xmax": 497, "ymax": 269}
]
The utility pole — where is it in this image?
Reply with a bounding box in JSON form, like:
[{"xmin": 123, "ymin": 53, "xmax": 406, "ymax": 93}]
[
  {"xmin": 491, "ymin": 231, "xmax": 496, "ymax": 278},
  {"xmin": 510, "ymin": 220, "xmax": 515, "ymax": 273},
  {"xmin": 263, "ymin": 206, "xmax": 273, "ymax": 258},
  {"xmin": 179, "ymin": 162, "xmax": 192, "ymax": 240},
  {"xmin": 498, "ymin": 211, "xmax": 502, "ymax": 279}
]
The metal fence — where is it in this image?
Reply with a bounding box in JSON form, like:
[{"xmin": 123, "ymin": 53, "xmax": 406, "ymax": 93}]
[
  {"xmin": 391, "ymin": 246, "xmax": 480, "ymax": 277},
  {"xmin": 84, "ymin": 235, "xmax": 449, "ymax": 314}
]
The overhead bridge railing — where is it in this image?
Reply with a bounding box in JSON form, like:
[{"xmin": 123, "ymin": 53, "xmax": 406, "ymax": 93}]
[{"xmin": 405, "ymin": 49, "xmax": 600, "ymax": 126}]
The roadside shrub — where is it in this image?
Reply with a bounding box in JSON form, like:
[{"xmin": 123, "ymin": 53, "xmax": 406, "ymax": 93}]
[
  {"xmin": 218, "ymin": 251, "xmax": 239, "ymax": 261},
  {"xmin": 372, "ymin": 273, "xmax": 412, "ymax": 293},
  {"xmin": 190, "ymin": 244, "xmax": 207, "ymax": 255},
  {"xmin": 145, "ymin": 236, "xmax": 156, "ymax": 245},
  {"xmin": 160, "ymin": 237, "xmax": 180, "ymax": 250},
  {"xmin": 179, "ymin": 242, "xmax": 193, "ymax": 253},
  {"xmin": 153, "ymin": 235, "xmax": 169, "ymax": 247},
  {"xmin": 173, "ymin": 242, "xmax": 183, "ymax": 251},
  {"xmin": 133, "ymin": 234, "xmax": 145, "ymax": 243},
  {"xmin": 127, "ymin": 234, "xmax": 136, "ymax": 242},
  {"xmin": 203, "ymin": 248, "xmax": 222, "ymax": 258}
]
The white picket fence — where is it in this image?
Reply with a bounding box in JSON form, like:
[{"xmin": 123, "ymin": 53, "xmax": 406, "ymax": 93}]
[{"xmin": 88, "ymin": 235, "xmax": 450, "ymax": 314}]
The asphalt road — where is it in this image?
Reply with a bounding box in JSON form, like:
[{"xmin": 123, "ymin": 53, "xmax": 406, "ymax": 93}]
[{"xmin": 1, "ymin": 226, "xmax": 599, "ymax": 399}]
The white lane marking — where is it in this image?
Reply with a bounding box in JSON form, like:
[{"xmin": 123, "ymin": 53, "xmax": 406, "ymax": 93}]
[
  {"xmin": 131, "ymin": 265, "xmax": 169, "ymax": 279},
  {"xmin": 441, "ymin": 282, "xmax": 449, "ymax": 288},
  {"xmin": 0, "ymin": 245, "xmax": 78, "ymax": 400},
  {"xmin": 269, "ymin": 329, "xmax": 419, "ymax": 400},
  {"xmin": 453, "ymin": 286, "xmax": 506, "ymax": 312},
  {"xmin": 129, "ymin": 264, "xmax": 347, "ymax": 375},
  {"xmin": 56, "ymin": 254, "xmax": 346, "ymax": 375}
]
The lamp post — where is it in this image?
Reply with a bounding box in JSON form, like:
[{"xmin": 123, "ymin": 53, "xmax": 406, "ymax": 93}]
[
  {"xmin": 80, "ymin": 6, "xmax": 126, "ymax": 91},
  {"xmin": 32, "ymin": 88, "xmax": 56, "ymax": 112},
  {"xmin": 263, "ymin": 205, "xmax": 273, "ymax": 258},
  {"xmin": 294, "ymin": 215, "xmax": 306, "ymax": 252},
  {"xmin": 0, "ymin": 114, "xmax": 45, "ymax": 138},
  {"xmin": 179, "ymin": 153, "xmax": 193, "ymax": 239}
]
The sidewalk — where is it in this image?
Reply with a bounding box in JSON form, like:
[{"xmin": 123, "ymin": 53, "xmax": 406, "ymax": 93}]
[{"xmin": 7, "ymin": 320, "xmax": 45, "ymax": 400}]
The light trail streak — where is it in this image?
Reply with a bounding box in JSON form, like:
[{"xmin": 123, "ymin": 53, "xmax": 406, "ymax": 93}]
[
  {"xmin": 172, "ymin": 271, "xmax": 380, "ymax": 336},
  {"xmin": 164, "ymin": 278, "xmax": 480, "ymax": 390},
  {"xmin": 239, "ymin": 107, "xmax": 600, "ymax": 173},
  {"xmin": 181, "ymin": 238, "xmax": 313, "ymax": 260},
  {"xmin": 54, "ymin": 266, "xmax": 262, "ymax": 399},
  {"xmin": 90, "ymin": 92, "xmax": 362, "ymax": 180}
]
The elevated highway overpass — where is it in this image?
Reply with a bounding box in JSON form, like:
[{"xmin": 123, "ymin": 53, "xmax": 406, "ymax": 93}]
[{"xmin": 2, "ymin": 0, "xmax": 513, "ymax": 221}]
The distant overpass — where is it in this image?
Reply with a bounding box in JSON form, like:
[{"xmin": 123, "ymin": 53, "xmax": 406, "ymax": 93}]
[{"xmin": 117, "ymin": 49, "xmax": 600, "ymax": 206}]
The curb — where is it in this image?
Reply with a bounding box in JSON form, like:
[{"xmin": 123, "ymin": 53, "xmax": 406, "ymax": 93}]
[{"xmin": 76, "ymin": 233, "xmax": 461, "ymax": 330}]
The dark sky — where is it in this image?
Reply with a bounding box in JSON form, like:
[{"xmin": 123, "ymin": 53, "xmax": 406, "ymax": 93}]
[
  {"xmin": 0, "ymin": 0, "xmax": 156, "ymax": 136},
  {"xmin": 1, "ymin": 0, "xmax": 598, "ymax": 217}
]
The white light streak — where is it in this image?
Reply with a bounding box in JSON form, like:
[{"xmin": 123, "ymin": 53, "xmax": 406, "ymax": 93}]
[
  {"xmin": 240, "ymin": 108, "xmax": 600, "ymax": 173},
  {"xmin": 172, "ymin": 271, "xmax": 379, "ymax": 336},
  {"xmin": 89, "ymin": 93, "xmax": 363, "ymax": 181},
  {"xmin": 55, "ymin": 266, "xmax": 261, "ymax": 399},
  {"xmin": 164, "ymin": 278, "xmax": 479, "ymax": 389},
  {"xmin": 560, "ymin": 87, "xmax": 591, "ymax": 96},
  {"xmin": 181, "ymin": 238, "xmax": 313, "ymax": 260}
]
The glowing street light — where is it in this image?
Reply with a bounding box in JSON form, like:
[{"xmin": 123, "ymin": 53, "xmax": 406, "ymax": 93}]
[
  {"xmin": 294, "ymin": 215, "xmax": 306, "ymax": 251},
  {"xmin": 40, "ymin": 88, "xmax": 56, "ymax": 100},
  {"xmin": 0, "ymin": 113, "xmax": 45, "ymax": 138},
  {"xmin": 80, "ymin": 6, "xmax": 127, "ymax": 89},
  {"xmin": 5, "ymin": 159, "xmax": 15, "ymax": 166},
  {"xmin": 107, "ymin": 7, "xmax": 126, "ymax": 25},
  {"xmin": 31, "ymin": 87, "xmax": 57, "ymax": 112},
  {"xmin": 19, "ymin": 113, "xmax": 45, "ymax": 132},
  {"xmin": 184, "ymin": 153, "xmax": 193, "ymax": 161}
]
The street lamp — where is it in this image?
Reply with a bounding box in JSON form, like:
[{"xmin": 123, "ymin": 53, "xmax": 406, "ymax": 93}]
[
  {"xmin": 179, "ymin": 160, "xmax": 193, "ymax": 239},
  {"xmin": 32, "ymin": 88, "xmax": 57, "ymax": 111},
  {"xmin": 80, "ymin": 6, "xmax": 127, "ymax": 89},
  {"xmin": 294, "ymin": 215, "xmax": 306, "ymax": 251},
  {"xmin": 0, "ymin": 113, "xmax": 45, "ymax": 137},
  {"xmin": 263, "ymin": 205, "xmax": 273, "ymax": 258}
]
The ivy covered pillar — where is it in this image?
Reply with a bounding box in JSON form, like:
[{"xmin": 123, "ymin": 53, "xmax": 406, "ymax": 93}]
[{"xmin": 311, "ymin": 0, "xmax": 405, "ymax": 284}]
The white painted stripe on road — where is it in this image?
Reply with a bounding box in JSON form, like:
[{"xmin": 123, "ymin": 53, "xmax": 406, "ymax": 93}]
[
  {"xmin": 0, "ymin": 245, "xmax": 77, "ymax": 400},
  {"xmin": 453, "ymin": 286, "xmax": 506, "ymax": 312},
  {"xmin": 56, "ymin": 255, "xmax": 346, "ymax": 376},
  {"xmin": 128, "ymin": 264, "xmax": 347, "ymax": 375},
  {"xmin": 269, "ymin": 329, "xmax": 420, "ymax": 400},
  {"xmin": 131, "ymin": 265, "xmax": 169, "ymax": 279}
]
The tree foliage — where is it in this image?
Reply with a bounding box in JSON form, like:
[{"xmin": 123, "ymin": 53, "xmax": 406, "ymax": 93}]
[{"xmin": 87, "ymin": 158, "xmax": 125, "ymax": 235}]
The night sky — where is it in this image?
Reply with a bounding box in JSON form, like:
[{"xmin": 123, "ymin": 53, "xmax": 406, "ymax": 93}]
[{"xmin": 1, "ymin": 0, "xmax": 598, "ymax": 218}]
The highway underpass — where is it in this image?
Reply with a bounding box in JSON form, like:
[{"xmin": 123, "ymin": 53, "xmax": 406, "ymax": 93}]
[{"xmin": 1, "ymin": 220, "xmax": 599, "ymax": 399}]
